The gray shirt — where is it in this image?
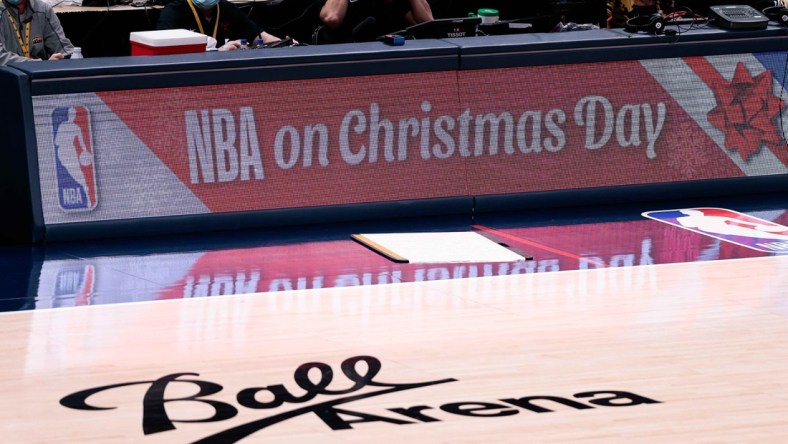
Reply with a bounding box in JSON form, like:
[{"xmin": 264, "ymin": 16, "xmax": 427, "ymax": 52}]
[{"xmin": 0, "ymin": 0, "xmax": 73, "ymax": 65}]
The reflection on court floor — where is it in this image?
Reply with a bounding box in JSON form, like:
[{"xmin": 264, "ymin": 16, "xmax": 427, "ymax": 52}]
[{"xmin": 32, "ymin": 206, "xmax": 787, "ymax": 310}]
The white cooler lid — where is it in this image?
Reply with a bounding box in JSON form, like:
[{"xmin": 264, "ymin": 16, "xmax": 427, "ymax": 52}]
[{"xmin": 129, "ymin": 29, "xmax": 207, "ymax": 47}]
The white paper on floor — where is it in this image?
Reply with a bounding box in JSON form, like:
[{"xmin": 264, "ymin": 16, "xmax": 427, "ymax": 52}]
[{"xmin": 351, "ymin": 231, "xmax": 527, "ymax": 263}]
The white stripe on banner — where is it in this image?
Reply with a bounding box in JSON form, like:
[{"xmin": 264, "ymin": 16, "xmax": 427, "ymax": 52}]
[{"xmin": 33, "ymin": 93, "xmax": 209, "ymax": 225}]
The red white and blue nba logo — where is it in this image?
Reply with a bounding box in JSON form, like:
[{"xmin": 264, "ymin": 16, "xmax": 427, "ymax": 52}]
[
  {"xmin": 53, "ymin": 264, "xmax": 95, "ymax": 307},
  {"xmin": 643, "ymin": 208, "xmax": 788, "ymax": 253},
  {"xmin": 52, "ymin": 106, "xmax": 98, "ymax": 211}
]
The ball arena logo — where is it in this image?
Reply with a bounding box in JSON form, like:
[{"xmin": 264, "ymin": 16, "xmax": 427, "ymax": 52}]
[
  {"xmin": 52, "ymin": 105, "xmax": 98, "ymax": 212},
  {"xmin": 60, "ymin": 356, "xmax": 660, "ymax": 442}
]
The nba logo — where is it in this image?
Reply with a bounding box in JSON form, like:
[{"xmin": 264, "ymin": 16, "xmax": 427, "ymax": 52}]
[
  {"xmin": 53, "ymin": 264, "xmax": 95, "ymax": 307},
  {"xmin": 52, "ymin": 106, "xmax": 98, "ymax": 211},
  {"xmin": 643, "ymin": 208, "xmax": 788, "ymax": 253}
]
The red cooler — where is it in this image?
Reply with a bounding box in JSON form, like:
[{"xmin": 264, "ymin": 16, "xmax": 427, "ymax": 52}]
[{"xmin": 130, "ymin": 29, "xmax": 207, "ymax": 56}]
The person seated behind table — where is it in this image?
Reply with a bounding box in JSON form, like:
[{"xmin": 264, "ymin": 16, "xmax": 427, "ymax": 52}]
[
  {"xmin": 0, "ymin": 0, "xmax": 74, "ymax": 65},
  {"xmin": 314, "ymin": 0, "xmax": 434, "ymax": 44},
  {"xmin": 607, "ymin": 0, "xmax": 672, "ymax": 28},
  {"xmin": 157, "ymin": 0, "xmax": 283, "ymax": 51}
]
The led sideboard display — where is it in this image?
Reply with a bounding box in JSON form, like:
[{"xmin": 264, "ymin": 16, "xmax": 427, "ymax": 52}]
[{"xmin": 31, "ymin": 51, "xmax": 788, "ymax": 226}]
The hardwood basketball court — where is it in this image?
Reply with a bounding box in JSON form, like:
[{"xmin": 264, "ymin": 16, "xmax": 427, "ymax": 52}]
[{"xmin": 2, "ymin": 200, "xmax": 788, "ymax": 442}]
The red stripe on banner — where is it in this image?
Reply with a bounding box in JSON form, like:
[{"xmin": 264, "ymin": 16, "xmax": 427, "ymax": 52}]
[
  {"xmin": 75, "ymin": 107, "xmax": 97, "ymax": 207},
  {"xmin": 683, "ymin": 56, "xmax": 726, "ymax": 87}
]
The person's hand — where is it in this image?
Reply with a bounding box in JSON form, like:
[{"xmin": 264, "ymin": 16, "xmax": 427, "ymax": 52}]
[
  {"xmin": 219, "ymin": 40, "xmax": 242, "ymax": 51},
  {"xmin": 49, "ymin": 53, "xmax": 65, "ymax": 60},
  {"xmin": 260, "ymin": 32, "xmax": 289, "ymax": 45}
]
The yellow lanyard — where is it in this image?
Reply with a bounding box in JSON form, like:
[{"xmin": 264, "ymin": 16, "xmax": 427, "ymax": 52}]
[
  {"xmin": 187, "ymin": 0, "xmax": 219, "ymax": 39},
  {"xmin": 5, "ymin": 9, "xmax": 30, "ymax": 58}
]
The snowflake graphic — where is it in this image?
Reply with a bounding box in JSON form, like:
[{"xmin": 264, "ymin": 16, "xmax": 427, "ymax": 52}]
[
  {"xmin": 705, "ymin": 62, "xmax": 784, "ymax": 161},
  {"xmin": 667, "ymin": 120, "xmax": 711, "ymax": 178}
]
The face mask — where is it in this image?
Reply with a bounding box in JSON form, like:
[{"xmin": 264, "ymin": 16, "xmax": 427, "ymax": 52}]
[
  {"xmin": 191, "ymin": 0, "xmax": 218, "ymax": 9},
  {"xmin": 5, "ymin": 0, "xmax": 23, "ymax": 6}
]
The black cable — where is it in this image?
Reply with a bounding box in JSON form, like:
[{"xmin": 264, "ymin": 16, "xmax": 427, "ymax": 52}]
[
  {"xmin": 142, "ymin": 2, "xmax": 156, "ymax": 29},
  {"xmin": 757, "ymin": 2, "xmax": 788, "ymax": 145},
  {"xmin": 37, "ymin": 12, "xmax": 66, "ymax": 54},
  {"xmin": 67, "ymin": 0, "xmax": 112, "ymax": 48},
  {"xmin": 264, "ymin": 0, "xmax": 322, "ymax": 33},
  {"xmin": 661, "ymin": 6, "xmax": 711, "ymax": 43}
]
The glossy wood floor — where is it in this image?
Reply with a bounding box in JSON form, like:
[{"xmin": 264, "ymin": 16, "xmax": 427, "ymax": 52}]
[{"xmin": 2, "ymin": 199, "xmax": 788, "ymax": 442}]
